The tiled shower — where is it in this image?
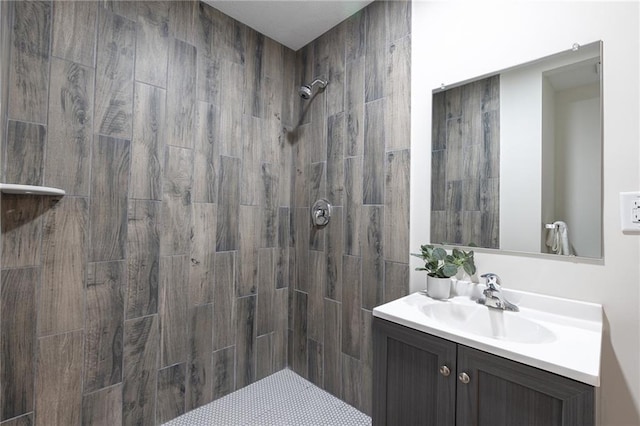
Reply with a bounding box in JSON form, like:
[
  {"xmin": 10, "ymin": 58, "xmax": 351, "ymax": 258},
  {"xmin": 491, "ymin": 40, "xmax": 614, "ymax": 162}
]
[{"xmin": 0, "ymin": 1, "xmax": 410, "ymax": 425}]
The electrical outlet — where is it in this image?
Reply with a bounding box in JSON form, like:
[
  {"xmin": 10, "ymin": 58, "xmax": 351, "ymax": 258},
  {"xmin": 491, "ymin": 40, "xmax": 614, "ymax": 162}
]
[{"xmin": 620, "ymin": 192, "xmax": 640, "ymax": 232}]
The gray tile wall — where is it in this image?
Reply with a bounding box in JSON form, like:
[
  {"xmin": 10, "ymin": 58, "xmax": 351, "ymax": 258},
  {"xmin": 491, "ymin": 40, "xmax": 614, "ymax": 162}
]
[
  {"xmin": 431, "ymin": 76, "xmax": 500, "ymax": 248},
  {"xmin": 288, "ymin": 0, "xmax": 411, "ymax": 416},
  {"xmin": 0, "ymin": 1, "xmax": 291, "ymax": 424}
]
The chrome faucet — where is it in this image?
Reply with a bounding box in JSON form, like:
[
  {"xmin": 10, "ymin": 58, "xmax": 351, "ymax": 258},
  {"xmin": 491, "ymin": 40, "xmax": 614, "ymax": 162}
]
[{"xmin": 477, "ymin": 273, "xmax": 519, "ymax": 312}]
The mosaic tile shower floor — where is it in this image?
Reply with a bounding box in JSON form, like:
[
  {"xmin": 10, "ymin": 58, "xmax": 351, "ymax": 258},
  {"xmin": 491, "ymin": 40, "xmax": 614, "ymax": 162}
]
[{"xmin": 163, "ymin": 369, "xmax": 372, "ymax": 425}]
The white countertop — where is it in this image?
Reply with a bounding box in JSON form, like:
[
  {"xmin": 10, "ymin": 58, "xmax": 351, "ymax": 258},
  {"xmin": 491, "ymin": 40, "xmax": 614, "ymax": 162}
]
[{"xmin": 372, "ymin": 289, "xmax": 603, "ymax": 386}]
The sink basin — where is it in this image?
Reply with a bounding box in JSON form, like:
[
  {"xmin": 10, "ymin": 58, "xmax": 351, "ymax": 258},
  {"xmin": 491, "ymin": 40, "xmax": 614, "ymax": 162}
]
[{"xmin": 421, "ymin": 302, "xmax": 556, "ymax": 344}]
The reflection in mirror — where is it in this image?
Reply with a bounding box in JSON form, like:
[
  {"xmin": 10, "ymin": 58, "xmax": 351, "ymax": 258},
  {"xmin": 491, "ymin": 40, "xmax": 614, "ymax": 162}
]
[{"xmin": 430, "ymin": 41, "xmax": 602, "ymax": 259}]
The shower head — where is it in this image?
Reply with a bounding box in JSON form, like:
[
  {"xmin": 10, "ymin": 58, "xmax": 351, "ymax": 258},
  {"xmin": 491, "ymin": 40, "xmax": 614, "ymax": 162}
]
[
  {"xmin": 298, "ymin": 85, "xmax": 313, "ymax": 99},
  {"xmin": 298, "ymin": 78, "xmax": 328, "ymax": 99}
]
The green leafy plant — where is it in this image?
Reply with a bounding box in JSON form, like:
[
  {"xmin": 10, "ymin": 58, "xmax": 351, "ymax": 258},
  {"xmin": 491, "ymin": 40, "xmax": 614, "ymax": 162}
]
[{"xmin": 411, "ymin": 244, "xmax": 477, "ymax": 278}]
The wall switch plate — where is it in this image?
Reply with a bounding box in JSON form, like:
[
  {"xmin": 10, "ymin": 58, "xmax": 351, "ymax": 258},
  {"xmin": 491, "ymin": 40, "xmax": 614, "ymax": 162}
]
[{"xmin": 620, "ymin": 192, "xmax": 640, "ymax": 232}]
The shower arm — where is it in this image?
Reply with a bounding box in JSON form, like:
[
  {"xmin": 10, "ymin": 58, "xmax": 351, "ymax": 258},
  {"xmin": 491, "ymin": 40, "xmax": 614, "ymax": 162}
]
[{"xmin": 309, "ymin": 78, "xmax": 328, "ymax": 89}]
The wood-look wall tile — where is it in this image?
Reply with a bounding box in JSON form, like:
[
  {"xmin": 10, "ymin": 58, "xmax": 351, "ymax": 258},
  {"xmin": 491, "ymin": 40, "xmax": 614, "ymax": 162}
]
[
  {"xmin": 384, "ymin": 149, "xmax": 410, "ymax": 263},
  {"xmin": 46, "ymin": 58, "xmax": 94, "ymax": 196},
  {"xmin": 197, "ymin": 54, "xmax": 220, "ymax": 105},
  {"xmin": 363, "ymin": 99, "xmax": 385, "ymax": 204},
  {"xmin": 432, "ymin": 92, "xmax": 446, "ymax": 151},
  {"xmin": 345, "ymin": 10, "xmax": 365, "ymax": 62},
  {"xmin": 169, "ymin": 1, "xmax": 195, "ymax": 45},
  {"xmin": 35, "ymin": 331, "xmax": 83, "ymax": 426},
  {"xmin": 156, "ymin": 364, "xmax": 185, "ymax": 425},
  {"xmin": 384, "ymin": 261, "xmax": 409, "ymax": 303},
  {"xmin": 100, "ymin": 0, "xmax": 138, "ymax": 22},
  {"xmin": 281, "ymin": 49, "xmax": 296, "ymax": 128},
  {"xmin": 6, "ymin": 120, "xmax": 44, "ymax": 186},
  {"xmin": 257, "ymin": 249, "xmax": 275, "ymax": 336},
  {"xmin": 167, "ymin": 38, "xmax": 196, "ymax": 148},
  {"xmin": 327, "ymin": 113, "xmax": 345, "ymax": 206},
  {"xmin": 236, "ymin": 295, "xmax": 256, "ymax": 389},
  {"xmin": 446, "ymin": 180, "xmax": 463, "ymax": 212},
  {"xmin": 131, "ymin": 82, "xmax": 166, "ymax": 201},
  {"xmin": 188, "ymin": 304, "xmax": 213, "ymax": 411},
  {"xmin": 274, "ymin": 289, "xmax": 288, "ymax": 370},
  {"xmin": 307, "ymin": 339, "xmax": 323, "ymax": 387},
  {"xmin": 278, "ymin": 125, "xmax": 292, "ymax": 208},
  {"xmin": 361, "ymin": 206, "xmax": 383, "ymax": 310},
  {"xmin": 90, "ymin": 135, "xmax": 130, "ymax": 262},
  {"xmin": 341, "ymin": 354, "xmax": 363, "ymax": 412},
  {"xmin": 326, "ymin": 206, "xmax": 343, "ymax": 301},
  {"xmin": 276, "ymin": 208, "xmax": 289, "ymax": 289},
  {"xmin": 292, "ymin": 124, "xmax": 310, "ymax": 207},
  {"xmin": 216, "ymin": 156, "xmax": 240, "ymax": 252},
  {"xmin": 52, "ymin": 1, "xmax": 97, "ymax": 66},
  {"xmin": 123, "ymin": 315, "xmax": 158, "ymax": 426},
  {"xmin": 463, "ymin": 179, "xmax": 481, "ymax": 211},
  {"xmin": 218, "ymin": 60, "xmax": 244, "ymax": 159},
  {"xmin": 256, "ymin": 334, "xmax": 273, "ymax": 381},
  {"xmin": 324, "ymin": 299, "xmax": 342, "ymax": 398},
  {"xmin": 296, "ymin": 45, "xmax": 314, "ymax": 126},
  {"xmin": 40, "ymin": 197, "xmax": 88, "ymax": 336},
  {"xmin": 211, "ymin": 7, "xmax": 246, "ymax": 65},
  {"xmin": 213, "ymin": 252, "xmax": 236, "ymax": 351},
  {"xmin": 314, "ymin": 27, "xmax": 345, "ymax": 117},
  {"xmin": 0, "ymin": 413, "xmax": 32, "ymax": 426},
  {"xmin": 292, "ymin": 208, "xmax": 309, "ymax": 292},
  {"xmin": 241, "ymin": 115, "xmax": 262, "ymax": 206},
  {"xmin": 484, "ymin": 110, "xmax": 500, "ymax": 178},
  {"xmin": 0, "ymin": 0, "xmax": 11, "ymax": 174},
  {"xmin": 135, "ymin": 1, "xmax": 169, "ymax": 88},
  {"xmin": 1, "ymin": 268, "xmax": 37, "ymax": 420},
  {"xmin": 307, "ymin": 251, "xmax": 325, "ymax": 343},
  {"xmin": 364, "ymin": 1, "xmax": 386, "ymax": 103},
  {"xmin": 292, "ymin": 290, "xmax": 308, "ymax": 379},
  {"xmin": 212, "ymin": 346, "xmax": 235, "ymax": 399},
  {"xmin": 189, "ymin": 203, "xmax": 216, "ymax": 306},
  {"xmin": 345, "ymin": 57, "xmax": 364, "ymax": 157},
  {"xmin": 161, "ymin": 146, "xmax": 192, "ymax": 256},
  {"xmin": 95, "ymin": 9, "xmax": 135, "ymax": 138},
  {"xmin": 243, "ymin": 29, "xmax": 265, "ymax": 118},
  {"xmin": 126, "ymin": 200, "xmax": 160, "ymax": 319},
  {"xmin": 387, "ymin": 0, "xmax": 411, "ymax": 42},
  {"xmin": 431, "ymin": 149, "xmax": 446, "ymax": 211},
  {"xmin": 238, "ymin": 205, "xmax": 260, "ymax": 296},
  {"xmin": 342, "ymin": 255, "xmax": 361, "ymax": 360},
  {"xmin": 194, "ymin": 102, "xmax": 219, "ymax": 203},
  {"xmin": 429, "ymin": 211, "xmax": 447, "ymax": 247},
  {"xmin": 8, "ymin": 1, "xmax": 50, "ymax": 124},
  {"xmin": 344, "ymin": 157, "xmax": 362, "ymax": 256},
  {"xmin": 462, "ymin": 211, "xmax": 482, "ymax": 249},
  {"xmin": 309, "ymin": 162, "xmax": 326, "ymax": 251},
  {"xmin": 261, "ymin": 163, "xmax": 279, "ymax": 248},
  {"xmin": 159, "ymin": 255, "xmax": 188, "ymax": 367},
  {"xmin": 84, "ymin": 261, "xmax": 125, "ymax": 393},
  {"xmin": 82, "ymin": 384, "xmax": 122, "ymax": 426},
  {"xmin": 386, "ymin": 36, "xmax": 411, "ymax": 151},
  {"xmin": 1, "ymin": 195, "xmax": 44, "ymax": 268}
]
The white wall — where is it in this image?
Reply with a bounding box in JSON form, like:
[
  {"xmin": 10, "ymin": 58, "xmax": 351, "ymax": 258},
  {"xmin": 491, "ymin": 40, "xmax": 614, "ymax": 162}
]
[{"xmin": 411, "ymin": 2, "xmax": 640, "ymax": 425}]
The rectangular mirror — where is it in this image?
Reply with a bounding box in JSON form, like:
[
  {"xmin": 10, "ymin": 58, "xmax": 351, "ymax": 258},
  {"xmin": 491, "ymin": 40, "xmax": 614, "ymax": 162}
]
[{"xmin": 430, "ymin": 41, "xmax": 602, "ymax": 259}]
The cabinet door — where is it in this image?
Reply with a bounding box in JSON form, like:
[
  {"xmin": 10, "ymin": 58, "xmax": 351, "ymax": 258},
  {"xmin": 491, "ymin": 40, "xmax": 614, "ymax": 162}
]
[
  {"xmin": 456, "ymin": 345, "xmax": 594, "ymax": 426},
  {"xmin": 373, "ymin": 318, "xmax": 457, "ymax": 426}
]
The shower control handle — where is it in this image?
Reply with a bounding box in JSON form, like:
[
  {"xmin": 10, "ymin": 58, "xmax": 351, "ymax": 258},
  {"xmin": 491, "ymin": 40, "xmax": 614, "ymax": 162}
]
[{"xmin": 311, "ymin": 199, "xmax": 331, "ymax": 227}]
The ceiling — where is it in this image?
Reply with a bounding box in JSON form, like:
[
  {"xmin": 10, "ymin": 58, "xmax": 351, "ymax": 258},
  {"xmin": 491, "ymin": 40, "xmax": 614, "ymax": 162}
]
[{"xmin": 205, "ymin": 1, "xmax": 374, "ymax": 51}]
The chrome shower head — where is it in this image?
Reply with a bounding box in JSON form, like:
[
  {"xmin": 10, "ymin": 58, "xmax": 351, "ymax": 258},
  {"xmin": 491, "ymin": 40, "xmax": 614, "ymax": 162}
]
[
  {"xmin": 298, "ymin": 78, "xmax": 328, "ymax": 100},
  {"xmin": 298, "ymin": 85, "xmax": 312, "ymax": 99}
]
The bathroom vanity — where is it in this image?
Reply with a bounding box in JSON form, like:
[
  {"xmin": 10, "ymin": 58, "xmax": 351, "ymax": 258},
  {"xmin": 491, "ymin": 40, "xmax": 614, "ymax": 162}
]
[{"xmin": 372, "ymin": 290, "xmax": 602, "ymax": 426}]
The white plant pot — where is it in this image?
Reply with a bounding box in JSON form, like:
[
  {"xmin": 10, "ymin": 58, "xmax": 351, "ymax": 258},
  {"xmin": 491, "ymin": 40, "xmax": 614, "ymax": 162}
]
[{"xmin": 426, "ymin": 276, "xmax": 451, "ymax": 300}]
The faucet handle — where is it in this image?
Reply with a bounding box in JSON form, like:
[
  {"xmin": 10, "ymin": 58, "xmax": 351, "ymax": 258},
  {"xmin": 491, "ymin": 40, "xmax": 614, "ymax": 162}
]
[{"xmin": 480, "ymin": 273, "xmax": 501, "ymax": 291}]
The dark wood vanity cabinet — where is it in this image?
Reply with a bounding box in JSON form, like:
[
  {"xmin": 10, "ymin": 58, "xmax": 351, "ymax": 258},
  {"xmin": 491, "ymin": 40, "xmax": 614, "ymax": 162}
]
[{"xmin": 373, "ymin": 318, "xmax": 595, "ymax": 426}]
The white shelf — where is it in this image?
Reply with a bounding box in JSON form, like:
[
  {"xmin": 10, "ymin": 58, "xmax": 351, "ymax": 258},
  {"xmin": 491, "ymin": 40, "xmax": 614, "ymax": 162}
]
[{"xmin": 0, "ymin": 183, "xmax": 66, "ymax": 196}]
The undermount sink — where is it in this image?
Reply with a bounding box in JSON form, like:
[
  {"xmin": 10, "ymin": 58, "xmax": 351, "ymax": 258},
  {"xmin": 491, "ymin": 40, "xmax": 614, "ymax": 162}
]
[{"xmin": 421, "ymin": 302, "xmax": 556, "ymax": 344}]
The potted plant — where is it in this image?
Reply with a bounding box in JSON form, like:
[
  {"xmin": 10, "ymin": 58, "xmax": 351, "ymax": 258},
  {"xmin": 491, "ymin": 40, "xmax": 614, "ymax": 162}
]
[{"xmin": 411, "ymin": 244, "xmax": 477, "ymax": 299}]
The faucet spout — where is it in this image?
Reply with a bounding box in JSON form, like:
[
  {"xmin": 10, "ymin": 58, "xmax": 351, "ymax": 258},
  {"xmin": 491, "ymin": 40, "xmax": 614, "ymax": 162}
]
[{"xmin": 477, "ymin": 273, "xmax": 519, "ymax": 312}]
